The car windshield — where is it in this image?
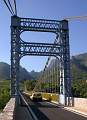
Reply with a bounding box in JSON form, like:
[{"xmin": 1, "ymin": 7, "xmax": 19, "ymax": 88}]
[
  {"xmin": 37, "ymin": 93, "xmax": 41, "ymax": 96},
  {"xmin": 33, "ymin": 93, "xmax": 41, "ymax": 96}
]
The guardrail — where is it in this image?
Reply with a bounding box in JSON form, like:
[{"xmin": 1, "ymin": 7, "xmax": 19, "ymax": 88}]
[
  {"xmin": 23, "ymin": 92, "xmax": 87, "ymax": 108},
  {"xmin": 42, "ymin": 93, "xmax": 59, "ymax": 103},
  {"xmin": 0, "ymin": 98, "xmax": 15, "ymax": 120},
  {"xmin": 73, "ymin": 98, "xmax": 87, "ymax": 110},
  {"xmin": 19, "ymin": 92, "xmax": 38, "ymax": 120},
  {"xmin": 24, "ymin": 91, "xmax": 59, "ymax": 103}
]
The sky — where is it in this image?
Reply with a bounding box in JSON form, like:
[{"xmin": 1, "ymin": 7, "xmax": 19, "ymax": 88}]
[{"xmin": 0, "ymin": 0, "xmax": 87, "ymax": 72}]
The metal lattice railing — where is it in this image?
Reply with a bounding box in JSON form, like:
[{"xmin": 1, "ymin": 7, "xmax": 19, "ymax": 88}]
[{"xmin": 33, "ymin": 57, "xmax": 60, "ymax": 94}]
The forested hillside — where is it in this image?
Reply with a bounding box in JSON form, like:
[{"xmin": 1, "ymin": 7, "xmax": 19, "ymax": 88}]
[
  {"xmin": 71, "ymin": 53, "xmax": 87, "ymax": 81},
  {"xmin": 0, "ymin": 53, "xmax": 87, "ymax": 81},
  {"xmin": 0, "ymin": 62, "xmax": 33, "ymax": 81}
]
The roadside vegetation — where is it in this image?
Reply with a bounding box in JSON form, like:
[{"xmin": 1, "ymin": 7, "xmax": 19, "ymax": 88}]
[
  {"xmin": 0, "ymin": 80, "xmax": 10, "ymax": 111},
  {"xmin": 23, "ymin": 80, "xmax": 36, "ymax": 91},
  {"xmin": 72, "ymin": 80, "xmax": 87, "ymax": 98},
  {"xmin": 24, "ymin": 79, "xmax": 87, "ymax": 98}
]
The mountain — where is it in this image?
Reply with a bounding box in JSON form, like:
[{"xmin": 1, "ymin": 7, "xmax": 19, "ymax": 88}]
[
  {"xmin": 0, "ymin": 62, "xmax": 10, "ymax": 80},
  {"xmin": 19, "ymin": 67, "xmax": 32, "ymax": 81},
  {"xmin": 47, "ymin": 53, "xmax": 87, "ymax": 81},
  {"xmin": 29, "ymin": 70, "xmax": 40, "ymax": 80},
  {"xmin": 0, "ymin": 53, "xmax": 87, "ymax": 81},
  {"xmin": 71, "ymin": 53, "xmax": 87, "ymax": 81},
  {"xmin": 0, "ymin": 62, "xmax": 32, "ymax": 81}
]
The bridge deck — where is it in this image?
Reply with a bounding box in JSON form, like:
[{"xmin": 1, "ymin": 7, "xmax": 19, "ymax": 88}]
[
  {"xmin": 21, "ymin": 94, "xmax": 87, "ymax": 120},
  {"xmin": 15, "ymin": 106, "xmax": 33, "ymax": 120},
  {"xmin": 1, "ymin": 99, "xmax": 86, "ymax": 120}
]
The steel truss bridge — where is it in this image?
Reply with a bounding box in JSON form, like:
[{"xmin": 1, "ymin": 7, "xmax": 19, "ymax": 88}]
[{"xmin": 11, "ymin": 16, "xmax": 71, "ymax": 106}]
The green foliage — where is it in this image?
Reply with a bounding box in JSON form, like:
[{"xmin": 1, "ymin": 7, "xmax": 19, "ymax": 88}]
[
  {"xmin": 0, "ymin": 62, "xmax": 10, "ymax": 80},
  {"xmin": 0, "ymin": 80, "xmax": 10, "ymax": 110},
  {"xmin": 24, "ymin": 80, "xmax": 36, "ymax": 91},
  {"xmin": 72, "ymin": 80, "xmax": 87, "ymax": 98},
  {"xmin": 71, "ymin": 54, "xmax": 87, "ymax": 81},
  {"xmin": 71, "ymin": 55, "xmax": 87, "ymax": 98},
  {"xmin": 42, "ymin": 93, "xmax": 58, "ymax": 102}
]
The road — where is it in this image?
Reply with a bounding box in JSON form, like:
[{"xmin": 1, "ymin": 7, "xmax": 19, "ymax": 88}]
[{"xmin": 24, "ymin": 95, "xmax": 87, "ymax": 120}]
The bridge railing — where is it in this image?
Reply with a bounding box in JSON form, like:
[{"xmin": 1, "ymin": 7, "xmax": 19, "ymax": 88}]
[
  {"xmin": 0, "ymin": 98, "xmax": 15, "ymax": 120},
  {"xmin": 72, "ymin": 98, "xmax": 87, "ymax": 110},
  {"xmin": 42, "ymin": 93, "xmax": 59, "ymax": 103}
]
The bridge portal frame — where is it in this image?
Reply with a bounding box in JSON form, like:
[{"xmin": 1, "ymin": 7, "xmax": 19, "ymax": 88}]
[{"xmin": 11, "ymin": 16, "xmax": 71, "ymax": 106}]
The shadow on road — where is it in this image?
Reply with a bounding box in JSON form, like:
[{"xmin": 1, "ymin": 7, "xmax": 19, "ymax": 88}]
[
  {"xmin": 28, "ymin": 100, "xmax": 65, "ymax": 120},
  {"xmin": 33, "ymin": 101, "xmax": 58, "ymax": 108}
]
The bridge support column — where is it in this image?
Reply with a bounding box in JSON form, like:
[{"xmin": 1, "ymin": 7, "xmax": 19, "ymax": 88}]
[
  {"xmin": 11, "ymin": 16, "xmax": 20, "ymax": 106},
  {"xmin": 59, "ymin": 20, "xmax": 71, "ymax": 106}
]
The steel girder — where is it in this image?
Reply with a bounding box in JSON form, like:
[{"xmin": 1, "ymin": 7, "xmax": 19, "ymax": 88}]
[
  {"xmin": 20, "ymin": 18, "xmax": 60, "ymax": 33},
  {"xmin": 11, "ymin": 24, "xmax": 20, "ymax": 102},
  {"xmin": 11, "ymin": 16, "xmax": 71, "ymax": 106},
  {"xmin": 20, "ymin": 41, "xmax": 61, "ymax": 57},
  {"xmin": 59, "ymin": 21, "xmax": 72, "ymax": 105}
]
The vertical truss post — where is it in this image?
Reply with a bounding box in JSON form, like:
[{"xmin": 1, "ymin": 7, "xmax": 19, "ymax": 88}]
[
  {"xmin": 45, "ymin": 69, "xmax": 47, "ymax": 93},
  {"xmin": 47, "ymin": 66, "xmax": 49, "ymax": 93},
  {"xmin": 42, "ymin": 71, "xmax": 45, "ymax": 92},
  {"xmin": 54, "ymin": 59, "xmax": 57, "ymax": 93},
  {"xmin": 43, "ymin": 71, "xmax": 46, "ymax": 93},
  {"xmin": 52, "ymin": 60, "xmax": 54, "ymax": 93},
  {"xmin": 49, "ymin": 65, "xmax": 51, "ymax": 93},
  {"xmin": 11, "ymin": 16, "xmax": 20, "ymax": 105},
  {"xmin": 52, "ymin": 59, "xmax": 54, "ymax": 93},
  {"xmin": 50, "ymin": 66, "xmax": 52, "ymax": 93},
  {"xmin": 56, "ymin": 59, "xmax": 59, "ymax": 93},
  {"xmin": 48, "ymin": 66, "xmax": 50, "ymax": 93},
  {"xmin": 59, "ymin": 20, "xmax": 71, "ymax": 105},
  {"xmin": 54, "ymin": 59, "xmax": 56, "ymax": 93}
]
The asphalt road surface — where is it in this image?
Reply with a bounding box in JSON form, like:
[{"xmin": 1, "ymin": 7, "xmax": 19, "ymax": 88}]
[{"xmin": 24, "ymin": 95, "xmax": 87, "ymax": 120}]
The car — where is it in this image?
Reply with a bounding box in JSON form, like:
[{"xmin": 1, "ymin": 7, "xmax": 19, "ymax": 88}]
[{"xmin": 30, "ymin": 92, "xmax": 42, "ymax": 101}]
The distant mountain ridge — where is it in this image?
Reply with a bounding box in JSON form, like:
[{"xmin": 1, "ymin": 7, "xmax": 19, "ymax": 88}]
[
  {"xmin": 0, "ymin": 62, "xmax": 38, "ymax": 81},
  {"xmin": 47, "ymin": 53, "xmax": 87, "ymax": 81},
  {"xmin": 71, "ymin": 53, "xmax": 87, "ymax": 80},
  {"xmin": 0, "ymin": 52, "xmax": 87, "ymax": 81},
  {"xmin": 0, "ymin": 62, "xmax": 10, "ymax": 80}
]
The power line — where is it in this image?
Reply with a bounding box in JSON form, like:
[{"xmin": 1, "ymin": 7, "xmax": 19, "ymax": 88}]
[
  {"xmin": 3, "ymin": 0, "xmax": 18, "ymax": 16},
  {"xmin": 64, "ymin": 15, "xmax": 87, "ymax": 21},
  {"xmin": 13, "ymin": 0, "xmax": 17, "ymax": 15},
  {"xmin": 7, "ymin": 0, "xmax": 15, "ymax": 15},
  {"xmin": 3, "ymin": 0, "xmax": 14, "ymax": 15}
]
